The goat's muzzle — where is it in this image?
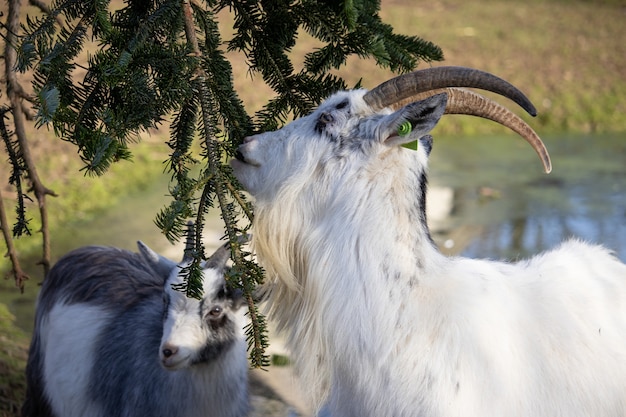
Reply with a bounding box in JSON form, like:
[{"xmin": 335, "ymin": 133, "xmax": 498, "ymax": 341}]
[{"xmin": 234, "ymin": 149, "xmax": 246, "ymax": 163}]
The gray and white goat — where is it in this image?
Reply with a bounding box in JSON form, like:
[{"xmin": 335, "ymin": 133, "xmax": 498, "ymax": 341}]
[
  {"xmin": 22, "ymin": 240, "xmax": 249, "ymax": 417},
  {"xmin": 231, "ymin": 66, "xmax": 626, "ymax": 417}
]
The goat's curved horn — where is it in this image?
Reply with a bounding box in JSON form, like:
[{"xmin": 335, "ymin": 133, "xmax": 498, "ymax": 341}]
[
  {"xmin": 363, "ymin": 66, "xmax": 550, "ymax": 173},
  {"xmin": 390, "ymin": 88, "xmax": 552, "ymax": 173},
  {"xmin": 204, "ymin": 243, "xmax": 231, "ymax": 270},
  {"xmin": 363, "ymin": 66, "xmax": 537, "ymax": 116}
]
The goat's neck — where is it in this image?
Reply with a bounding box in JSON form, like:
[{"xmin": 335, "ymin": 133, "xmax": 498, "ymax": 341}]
[{"xmin": 253, "ymin": 157, "xmax": 445, "ymax": 406}]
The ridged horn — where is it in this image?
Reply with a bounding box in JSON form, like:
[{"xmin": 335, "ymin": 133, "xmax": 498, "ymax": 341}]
[
  {"xmin": 362, "ymin": 66, "xmax": 550, "ymax": 173},
  {"xmin": 391, "ymin": 88, "xmax": 552, "ymax": 173},
  {"xmin": 204, "ymin": 242, "xmax": 231, "ymax": 270},
  {"xmin": 363, "ymin": 66, "xmax": 537, "ymax": 116}
]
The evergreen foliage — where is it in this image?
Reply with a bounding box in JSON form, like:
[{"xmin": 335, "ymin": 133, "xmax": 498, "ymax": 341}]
[
  {"xmin": 14, "ymin": 0, "xmax": 442, "ymax": 367},
  {"xmin": 0, "ymin": 108, "xmax": 32, "ymax": 238}
]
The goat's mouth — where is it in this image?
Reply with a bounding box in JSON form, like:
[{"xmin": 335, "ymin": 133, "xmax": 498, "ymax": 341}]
[
  {"xmin": 234, "ymin": 149, "xmax": 246, "ymax": 163},
  {"xmin": 232, "ymin": 148, "xmax": 261, "ymax": 167},
  {"xmin": 161, "ymin": 355, "xmax": 191, "ymax": 370}
]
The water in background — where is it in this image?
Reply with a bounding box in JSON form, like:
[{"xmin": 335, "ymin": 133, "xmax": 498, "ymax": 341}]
[{"xmin": 429, "ymin": 132, "xmax": 625, "ymax": 261}]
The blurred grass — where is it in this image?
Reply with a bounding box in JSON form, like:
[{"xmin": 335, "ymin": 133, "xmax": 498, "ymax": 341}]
[
  {"xmin": 223, "ymin": 0, "xmax": 626, "ymax": 135},
  {"xmin": 0, "ymin": 305, "xmax": 28, "ymax": 417},
  {"xmin": 393, "ymin": 0, "xmax": 626, "ymax": 135}
]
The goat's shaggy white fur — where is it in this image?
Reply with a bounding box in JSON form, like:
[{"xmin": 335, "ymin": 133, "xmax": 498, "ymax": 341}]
[{"xmin": 232, "ymin": 91, "xmax": 626, "ymax": 417}]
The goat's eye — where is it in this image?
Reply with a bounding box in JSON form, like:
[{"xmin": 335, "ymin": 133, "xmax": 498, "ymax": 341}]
[
  {"xmin": 208, "ymin": 306, "xmax": 222, "ymax": 317},
  {"xmin": 335, "ymin": 99, "xmax": 349, "ymax": 110}
]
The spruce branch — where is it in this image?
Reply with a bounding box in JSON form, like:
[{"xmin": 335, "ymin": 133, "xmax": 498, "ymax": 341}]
[
  {"xmin": 181, "ymin": 0, "xmax": 269, "ymax": 367},
  {"xmin": 0, "ymin": 108, "xmax": 30, "ymax": 291},
  {"xmin": 223, "ymin": 175, "xmax": 254, "ymax": 223},
  {"xmin": 7, "ymin": 0, "xmax": 444, "ymax": 366}
]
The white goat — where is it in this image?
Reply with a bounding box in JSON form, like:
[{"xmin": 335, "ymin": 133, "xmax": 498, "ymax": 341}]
[
  {"xmin": 22, "ymin": 240, "xmax": 250, "ymax": 417},
  {"xmin": 231, "ymin": 66, "xmax": 626, "ymax": 417}
]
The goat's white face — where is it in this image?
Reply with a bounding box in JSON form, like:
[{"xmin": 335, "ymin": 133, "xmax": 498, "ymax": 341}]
[
  {"xmin": 159, "ymin": 265, "xmax": 245, "ymax": 370},
  {"xmin": 231, "ymin": 91, "xmax": 447, "ymax": 202}
]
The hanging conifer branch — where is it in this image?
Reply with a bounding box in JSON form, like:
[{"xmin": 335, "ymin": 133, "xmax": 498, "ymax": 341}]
[
  {"xmin": 179, "ymin": 0, "xmax": 268, "ymax": 365},
  {"xmin": 0, "ymin": 108, "xmax": 30, "ymax": 292},
  {"xmin": 6, "ymin": 0, "xmax": 443, "ymax": 368}
]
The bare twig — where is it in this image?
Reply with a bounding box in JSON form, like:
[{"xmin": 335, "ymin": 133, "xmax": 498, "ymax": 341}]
[
  {"xmin": 21, "ymin": 100, "xmax": 35, "ymax": 120},
  {"xmin": 28, "ymin": 0, "xmax": 64, "ymax": 26},
  {"xmin": 28, "ymin": 0, "xmax": 52, "ymax": 14},
  {"xmin": 0, "ymin": 186, "xmax": 29, "ymax": 292},
  {"xmin": 4, "ymin": 0, "xmax": 57, "ymax": 279}
]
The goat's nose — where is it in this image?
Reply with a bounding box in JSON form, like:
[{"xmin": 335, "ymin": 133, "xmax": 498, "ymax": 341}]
[
  {"xmin": 162, "ymin": 344, "xmax": 178, "ymax": 358},
  {"xmin": 242, "ymin": 136, "xmax": 255, "ymax": 144}
]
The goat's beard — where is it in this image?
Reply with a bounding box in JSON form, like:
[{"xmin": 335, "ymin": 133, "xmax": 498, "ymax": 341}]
[{"xmin": 252, "ymin": 191, "xmax": 335, "ymax": 408}]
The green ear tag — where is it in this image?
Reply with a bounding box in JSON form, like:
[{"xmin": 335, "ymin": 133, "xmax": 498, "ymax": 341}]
[
  {"xmin": 398, "ymin": 121, "xmax": 417, "ymax": 150},
  {"xmin": 397, "ymin": 121, "xmax": 412, "ymax": 136}
]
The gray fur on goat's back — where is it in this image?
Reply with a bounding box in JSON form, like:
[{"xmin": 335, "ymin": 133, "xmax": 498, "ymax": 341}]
[
  {"xmin": 90, "ymin": 295, "xmax": 171, "ymax": 416},
  {"xmin": 35, "ymin": 246, "xmax": 163, "ymax": 314},
  {"xmin": 22, "ymin": 332, "xmax": 52, "ymax": 417},
  {"xmin": 23, "ymin": 246, "xmax": 157, "ymax": 417}
]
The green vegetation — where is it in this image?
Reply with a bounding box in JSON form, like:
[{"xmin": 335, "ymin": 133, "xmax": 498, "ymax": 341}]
[
  {"xmin": 0, "ymin": 305, "xmax": 28, "ymax": 417},
  {"xmin": 5, "ymin": 0, "xmax": 445, "ymax": 369},
  {"xmin": 380, "ymin": 0, "xmax": 626, "ymax": 135},
  {"xmin": 5, "ymin": 138, "xmax": 169, "ymax": 256}
]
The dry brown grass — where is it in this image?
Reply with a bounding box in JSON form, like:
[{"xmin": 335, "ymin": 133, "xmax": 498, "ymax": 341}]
[{"xmin": 223, "ymin": 0, "xmax": 626, "ymax": 134}]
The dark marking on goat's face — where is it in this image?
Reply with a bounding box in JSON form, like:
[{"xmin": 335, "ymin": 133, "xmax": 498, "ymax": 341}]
[
  {"xmin": 201, "ymin": 283, "xmax": 243, "ymax": 332},
  {"xmin": 231, "ymin": 92, "xmax": 366, "ymax": 199},
  {"xmin": 191, "ymin": 280, "xmax": 245, "ymax": 364},
  {"xmin": 315, "ymin": 98, "xmax": 352, "ymax": 137},
  {"xmin": 159, "ymin": 265, "xmax": 246, "ymax": 369},
  {"xmin": 313, "ymin": 95, "xmax": 379, "ymax": 162},
  {"xmin": 313, "ymin": 92, "xmax": 445, "ymax": 168},
  {"xmin": 161, "ymin": 291, "xmax": 170, "ymax": 321}
]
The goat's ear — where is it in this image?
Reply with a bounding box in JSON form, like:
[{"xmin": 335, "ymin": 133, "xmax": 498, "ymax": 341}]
[
  {"xmin": 137, "ymin": 241, "xmax": 177, "ymax": 280},
  {"xmin": 203, "ymin": 234, "xmax": 248, "ymax": 270},
  {"xmin": 203, "ymin": 242, "xmax": 231, "ymax": 270},
  {"xmin": 382, "ymin": 93, "xmax": 447, "ymax": 148}
]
